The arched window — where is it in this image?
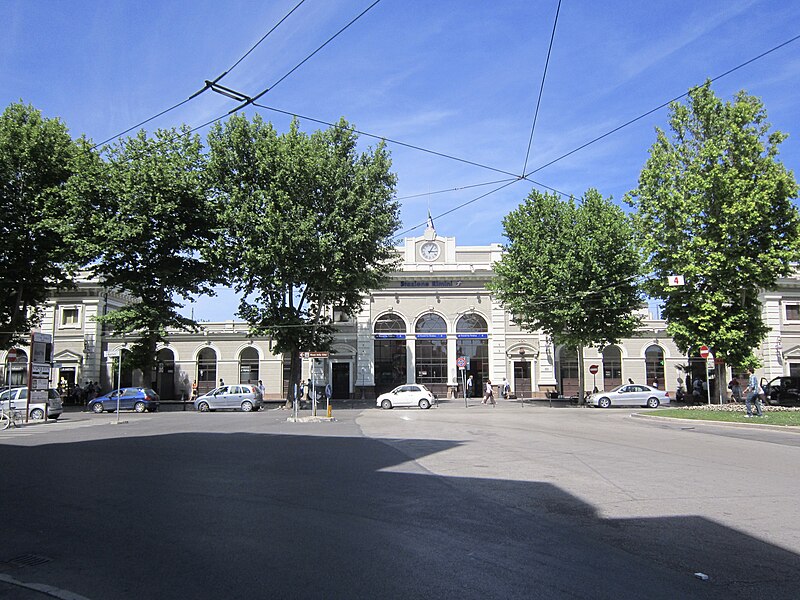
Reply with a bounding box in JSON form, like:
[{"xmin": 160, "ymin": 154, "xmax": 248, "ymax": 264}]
[
  {"xmin": 374, "ymin": 313, "xmax": 406, "ymax": 333},
  {"xmin": 645, "ymin": 345, "xmax": 665, "ymax": 388},
  {"xmin": 415, "ymin": 314, "xmax": 447, "ymax": 390},
  {"xmin": 239, "ymin": 347, "xmax": 259, "ymax": 384},
  {"xmin": 456, "ymin": 313, "xmax": 487, "ymax": 332},
  {"xmin": 602, "ymin": 346, "xmax": 622, "ymax": 390},
  {"xmin": 374, "ymin": 314, "xmax": 407, "ymax": 394},
  {"xmin": 197, "ymin": 348, "xmax": 217, "ymax": 394}
]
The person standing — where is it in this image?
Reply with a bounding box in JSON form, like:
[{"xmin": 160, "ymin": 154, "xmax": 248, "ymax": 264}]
[
  {"xmin": 501, "ymin": 377, "xmax": 511, "ymax": 399},
  {"xmin": 466, "ymin": 375, "xmax": 474, "ymax": 398},
  {"xmin": 482, "ymin": 380, "xmax": 495, "ymax": 406},
  {"xmin": 728, "ymin": 377, "xmax": 742, "ymax": 403},
  {"xmin": 257, "ymin": 380, "xmax": 265, "ymax": 402},
  {"xmin": 743, "ymin": 367, "xmax": 763, "ymax": 417}
]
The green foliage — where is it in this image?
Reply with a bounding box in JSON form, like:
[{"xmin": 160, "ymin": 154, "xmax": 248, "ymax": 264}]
[
  {"xmin": 89, "ymin": 127, "xmax": 221, "ymax": 378},
  {"xmin": 0, "ymin": 102, "xmax": 94, "ymax": 349},
  {"xmin": 626, "ymin": 82, "xmax": 800, "ymax": 366},
  {"xmin": 491, "ymin": 188, "xmax": 643, "ymax": 350},
  {"xmin": 206, "ymin": 115, "xmax": 400, "ymax": 397}
]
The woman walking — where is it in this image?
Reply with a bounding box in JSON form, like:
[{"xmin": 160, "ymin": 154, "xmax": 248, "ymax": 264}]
[{"xmin": 483, "ymin": 380, "xmax": 495, "ymax": 406}]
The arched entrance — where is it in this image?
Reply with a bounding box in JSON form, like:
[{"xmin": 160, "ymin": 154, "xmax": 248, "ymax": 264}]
[
  {"xmin": 374, "ymin": 313, "xmax": 407, "ymax": 396},
  {"xmin": 239, "ymin": 347, "xmax": 259, "ymax": 384},
  {"xmin": 559, "ymin": 346, "xmax": 579, "ymax": 396},
  {"xmin": 197, "ymin": 347, "xmax": 217, "ymax": 395},
  {"xmin": 602, "ymin": 345, "xmax": 622, "ymax": 390},
  {"xmin": 645, "ymin": 345, "xmax": 665, "ymax": 388},
  {"xmin": 415, "ymin": 313, "xmax": 447, "ymax": 398},
  {"xmin": 156, "ymin": 348, "xmax": 176, "ymax": 399},
  {"xmin": 456, "ymin": 313, "xmax": 488, "ymax": 397}
]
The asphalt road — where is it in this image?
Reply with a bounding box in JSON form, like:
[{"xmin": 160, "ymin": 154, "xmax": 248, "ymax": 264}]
[{"xmin": 0, "ymin": 401, "xmax": 798, "ymax": 599}]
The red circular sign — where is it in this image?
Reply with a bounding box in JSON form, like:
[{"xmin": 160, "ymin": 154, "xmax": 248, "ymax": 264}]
[
  {"xmin": 7, "ymin": 348, "xmax": 17, "ymax": 362},
  {"xmin": 457, "ymin": 357, "xmax": 466, "ymax": 368},
  {"xmin": 699, "ymin": 345, "xmax": 709, "ymax": 359},
  {"xmin": 589, "ymin": 364, "xmax": 599, "ymax": 375}
]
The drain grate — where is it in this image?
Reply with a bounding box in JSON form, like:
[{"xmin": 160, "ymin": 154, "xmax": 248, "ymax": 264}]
[{"xmin": 7, "ymin": 554, "xmax": 53, "ymax": 568}]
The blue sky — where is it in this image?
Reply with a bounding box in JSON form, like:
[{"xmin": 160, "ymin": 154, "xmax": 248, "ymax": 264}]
[{"xmin": 3, "ymin": 0, "xmax": 800, "ymax": 321}]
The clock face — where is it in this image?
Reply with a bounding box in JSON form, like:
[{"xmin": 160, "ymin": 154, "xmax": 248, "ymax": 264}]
[{"xmin": 420, "ymin": 241, "xmax": 440, "ymax": 261}]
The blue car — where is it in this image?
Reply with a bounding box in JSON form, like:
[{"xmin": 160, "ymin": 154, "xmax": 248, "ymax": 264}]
[{"xmin": 88, "ymin": 388, "xmax": 160, "ymax": 413}]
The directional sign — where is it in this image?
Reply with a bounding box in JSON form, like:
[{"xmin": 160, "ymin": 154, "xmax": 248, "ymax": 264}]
[
  {"xmin": 589, "ymin": 364, "xmax": 599, "ymax": 375},
  {"xmin": 699, "ymin": 345, "xmax": 710, "ymax": 359},
  {"xmin": 301, "ymin": 351, "xmax": 329, "ymax": 359}
]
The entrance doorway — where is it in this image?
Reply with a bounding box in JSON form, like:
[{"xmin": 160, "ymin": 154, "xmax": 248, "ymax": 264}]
[
  {"xmin": 332, "ymin": 363, "xmax": 350, "ymax": 399},
  {"xmin": 156, "ymin": 348, "xmax": 176, "ymax": 400},
  {"xmin": 514, "ymin": 361, "xmax": 531, "ymax": 397}
]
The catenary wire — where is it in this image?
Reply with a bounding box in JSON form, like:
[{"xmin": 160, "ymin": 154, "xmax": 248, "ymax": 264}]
[
  {"xmin": 521, "ymin": 0, "xmax": 562, "ymax": 176},
  {"xmin": 232, "ymin": 0, "xmax": 383, "ymax": 111},
  {"xmin": 395, "ymin": 179, "xmax": 518, "ymax": 200},
  {"xmin": 524, "ymin": 32, "xmax": 800, "ymax": 177}
]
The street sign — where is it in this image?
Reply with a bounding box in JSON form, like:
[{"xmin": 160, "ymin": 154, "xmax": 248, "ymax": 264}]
[
  {"xmin": 457, "ymin": 356, "xmax": 467, "ymax": 369},
  {"xmin": 7, "ymin": 348, "xmax": 17, "ymax": 362},
  {"xmin": 667, "ymin": 275, "xmax": 685, "ymax": 286},
  {"xmin": 589, "ymin": 364, "xmax": 599, "ymax": 375},
  {"xmin": 699, "ymin": 345, "xmax": 710, "ymax": 359},
  {"xmin": 301, "ymin": 351, "xmax": 329, "ymax": 359}
]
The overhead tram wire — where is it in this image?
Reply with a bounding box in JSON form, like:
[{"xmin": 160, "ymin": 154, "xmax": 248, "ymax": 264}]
[
  {"xmin": 524, "ymin": 31, "xmax": 800, "ymax": 178},
  {"xmin": 92, "ymin": 0, "xmax": 308, "ymax": 151},
  {"xmin": 520, "ymin": 0, "xmax": 562, "ymax": 176},
  {"xmin": 395, "ymin": 178, "xmax": 518, "ymax": 201},
  {"xmin": 230, "ymin": 0, "xmax": 384, "ymax": 113}
]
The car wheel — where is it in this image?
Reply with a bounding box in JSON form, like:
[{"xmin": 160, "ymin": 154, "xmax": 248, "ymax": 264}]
[
  {"xmin": 92, "ymin": 403, "xmax": 105, "ymax": 414},
  {"xmin": 598, "ymin": 397, "xmax": 612, "ymax": 409},
  {"xmin": 419, "ymin": 398, "xmax": 431, "ymax": 410},
  {"xmin": 30, "ymin": 408, "xmax": 45, "ymax": 421},
  {"xmin": 646, "ymin": 397, "xmax": 660, "ymax": 409},
  {"xmin": 381, "ymin": 399, "xmax": 392, "ymax": 410},
  {"xmin": 197, "ymin": 402, "xmax": 210, "ymax": 412},
  {"xmin": 134, "ymin": 402, "xmax": 146, "ymax": 413},
  {"xmin": 241, "ymin": 401, "xmax": 253, "ymax": 412}
]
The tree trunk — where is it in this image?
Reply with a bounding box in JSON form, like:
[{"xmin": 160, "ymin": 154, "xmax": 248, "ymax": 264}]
[
  {"xmin": 578, "ymin": 345, "xmax": 586, "ymax": 405},
  {"xmin": 285, "ymin": 349, "xmax": 303, "ymax": 409}
]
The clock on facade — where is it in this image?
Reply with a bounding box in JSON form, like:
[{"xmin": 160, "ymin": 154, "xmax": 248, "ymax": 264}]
[{"xmin": 420, "ymin": 241, "xmax": 440, "ymax": 261}]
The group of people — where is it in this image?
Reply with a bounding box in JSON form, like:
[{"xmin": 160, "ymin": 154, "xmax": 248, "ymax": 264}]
[
  {"xmin": 58, "ymin": 380, "xmax": 101, "ymax": 405},
  {"xmin": 465, "ymin": 375, "xmax": 512, "ymax": 406},
  {"xmin": 729, "ymin": 367, "xmax": 765, "ymax": 417}
]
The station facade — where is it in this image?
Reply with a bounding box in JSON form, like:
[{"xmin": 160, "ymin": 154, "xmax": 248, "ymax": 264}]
[{"xmin": 3, "ymin": 226, "xmax": 798, "ymax": 401}]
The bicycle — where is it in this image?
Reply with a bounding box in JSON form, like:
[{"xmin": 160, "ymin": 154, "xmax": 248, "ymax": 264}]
[{"xmin": 0, "ymin": 403, "xmax": 24, "ymax": 430}]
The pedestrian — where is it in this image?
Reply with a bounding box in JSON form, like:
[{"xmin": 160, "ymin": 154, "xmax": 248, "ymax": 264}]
[
  {"xmin": 628, "ymin": 378, "xmax": 634, "ymax": 385},
  {"xmin": 651, "ymin": 378, "xmax": 658, "ymax": 389},
  {"xmin": 743, "ymin": 367, "xmax": 763, "ymax": 417},
  {"xmin": 728, "ymin": 377, "xmax": 742, "ymax": 403},
  {"xmin": 501, "ymin": 377, "xmax": 511, "ymax": 399},
  {"xmin": 257, "ymin": 379, "xmax": 265, "ymax": 400},
  {"xmin": 692, "ymin": 377, "xmax": 702, "ymax": 404},
  {"xmin": 466, "ymin": 375, "xmax": 473, "ymax": 398},
  {"xmin": 219, "ymin": 378, "xmax": 225, "ymax": 388},
  {"xmin": 191, "ymin": 380, "xmax": 198, "ymax": 401},
  {"xmin": 483, "ymin": 380, "xmax": 495, "ymax": 406}
]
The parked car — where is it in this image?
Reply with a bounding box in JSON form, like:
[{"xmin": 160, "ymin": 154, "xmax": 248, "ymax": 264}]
[
  {"xmin": 88, "ymin": 388, "xmax": 160, "ymax": 413},
  {"xmin": 0, "ymin": 387, "xmax": 63, "ymax": 421},
  {"xmin": 761, "ymin": 376, "xmax": 800, "ymax": 406},
  {"xmin": 194, "ymin": 384, "xmax": 263, "ymax": 412},
  {"xmin": 588, "ymin": 384, "xmax": 669, "ymax": 408},
  {"xmin": 377, "ymin": 384, "xmax": 436, "ymax": 410}
]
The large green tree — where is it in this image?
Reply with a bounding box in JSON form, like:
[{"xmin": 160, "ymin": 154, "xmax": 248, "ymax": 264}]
[
  {"xmin": 626, "ymin": 82, "xmax": 800, "ymax": 382},
  {"xmin": 0, "ymin": 102, "xmax": 97, "ymax": 349},
  {"xmin": 207, "ymin": 115, "xmax": 400, "ymax": 404},
  {"xmin": 88, "ymin": 127, "xmax": 221, "ymax": 381},
  {"xmin": 490, "ymin": 188, "xmax": 643, "ymax": 400}
]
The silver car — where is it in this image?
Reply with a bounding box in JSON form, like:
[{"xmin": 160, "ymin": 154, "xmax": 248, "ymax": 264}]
[
  {"xmin": 377, "ymin": 384, "xmax": 436, "ymax": 410},
  {"xmin": 0, "ymin": 387, "xmax": 64, "ymax": 420},
  {"xmin": 588, "ymin": 384, "xmax": 669, "ymax": 408},
  {"xmin": 194, "ymin": 384, "xmax": 263, "ymax": 412}
]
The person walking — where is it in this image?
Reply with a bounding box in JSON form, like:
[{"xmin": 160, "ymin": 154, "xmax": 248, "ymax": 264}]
[
  {"xmin": 743, "ymin": 367, "xmax": 763, "ymax": 417},
  {"xmin": 482, "ymin": 380, "xmax": 495, "ymax": 406}
]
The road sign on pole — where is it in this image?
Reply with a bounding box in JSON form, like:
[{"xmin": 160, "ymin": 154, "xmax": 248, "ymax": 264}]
[
  {"xmin": 699, "ymin": 345, "xmax": 709, "ymax": 359},
  {"xmin": 7, "ymin": 348, "xmax": 17, "ymax": 362}
]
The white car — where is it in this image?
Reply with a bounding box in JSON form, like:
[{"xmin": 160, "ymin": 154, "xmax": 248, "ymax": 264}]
[
  {"xmin": 0, "ymin": 387, "xmax": 64, "ymax": 420},
  {"xmin": 588, "ymin": 384, "xmax": 669, "ymax": 408},
  {"xmin": 377, "ymin": 384, "xmax": 436, "ymax": 410}
]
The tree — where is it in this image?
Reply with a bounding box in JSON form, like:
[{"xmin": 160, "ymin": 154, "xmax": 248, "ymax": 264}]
[
  {"xmin": 626, "ymin": 82, "xmax": 800, "ymax": 387},
  {"xmin": 490, "ymin": 188, "xmax": 643, "ymax": 400},
  {"xmin": 88, "ymin": 127, "xmax": 221, "ymax": 382},
  {"xmin": 207, "ymin": 115, "xmax": 400, "ymax": 405},
  {"xmin": 0, "ymin": 102, "xmax": 96, "ymax": 349}
]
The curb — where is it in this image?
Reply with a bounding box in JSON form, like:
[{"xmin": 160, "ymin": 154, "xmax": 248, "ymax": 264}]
[{"xmin": 630, "ymin": 412, "xmax": 800, "ymax": 433}]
